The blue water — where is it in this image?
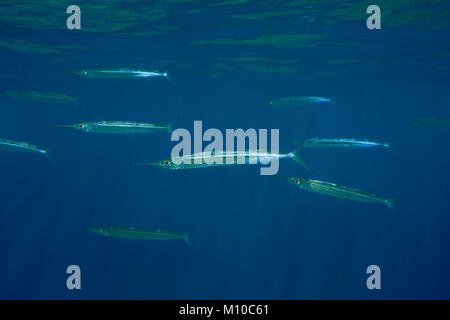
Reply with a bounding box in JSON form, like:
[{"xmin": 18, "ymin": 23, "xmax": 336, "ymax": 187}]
[{"xmin": 1, "ymin": 1, "xmax": 450, "ymax": 299}]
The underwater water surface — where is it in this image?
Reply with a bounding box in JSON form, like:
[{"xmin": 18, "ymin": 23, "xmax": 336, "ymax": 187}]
[{"xmin": 0, "ymin": 0, "xmax": 450, "ymax": 299}]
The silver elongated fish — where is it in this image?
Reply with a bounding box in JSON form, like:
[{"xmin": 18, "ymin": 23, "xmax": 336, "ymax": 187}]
[
  {"xmin": 53, "ymin": 121, "xmax": 173, "ymax": 134},
  {"xmin": 5, "ymin": 90, "xmax": 78, "ymax": 107},
  {"xmin": 89, "ymin": 227, "xmax": 191, "ymax": 246},
  {"xmin": 280, "ymin": 177, "xmax": 395, "ymax": 210},
  {"xmin": 295, "ymin": 138, "xmax": 391, "ymax": 150},
  {"xmin": 409, "ymin": 118, "xmax": 450, "ymax": 126},
  {"xmin": 135, "ymin": 146, "xmax": 310, "ymax": 170},
  {"xmin": 265, "ymin": 96, "xmax": 333, "ymax": 106},
  {"xmin": 74, "ymin": 68, "xmax": 168, "ymax": 79},
  {"xmin": 0, "ymin": 138, "xmax": 50, "ymax": 160}
]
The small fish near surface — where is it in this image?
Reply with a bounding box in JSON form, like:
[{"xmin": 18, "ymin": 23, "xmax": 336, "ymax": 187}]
[
  {"xmin": 136, "ymin": 146, "xmax": 310, "ymax": 171},
  {"xmin": 0, "ymin": 138, "xmax": 51, "ymax": 161},
  {"xmin": 74, "ymin": 68, "xmax": 169, "ymax": 79},
  {"xmin": 5, "ymin": 90, "xmax": 78, "ymax": 107},
  {"xmin": 295, "ymin": 138, "xmax": 391, "ymax": 151},
  {"xmin": 280, "ymin": 177, "xmax": 395, "ymax": 210},
  {"xmin": 89, "ymin": 227, "xmax": 191, "ymax": 246},
  {"xmin": 53, "ymin": 121, "xmax": 173, "ymax": 134},
  {"xmin": 409, "ymin": 118, "xmax": 450, "ymax": 127},
  {"xmin": 265, "ymin": 96, "xmax": 333, "ymax": 106}
]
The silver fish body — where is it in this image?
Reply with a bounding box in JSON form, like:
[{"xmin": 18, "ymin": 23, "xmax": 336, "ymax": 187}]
[
  {"xmin": 136, "ymin": 147, "xmax": 309, "ymax": 170},
  {"xmin": 74, "ymin": 68, "xmax": 168, "ymax": 79},
  {"xmin": 266, "ymin": 96, "xmax": 333, "ymax": 106},
  {"xmin": 54, "ymin": 121, "xmax": 173, "ymax": 134},
  {"xmin": 297, "ymin": 138, "xmax": 391, "ymax": 150},
  {"xmin": 281, "ymin": 177, "xmax": 394, "ymax": 210},
  {"xmin": 0, "ymin": 138, "xmax": 49, "ymax": 158},
  {"xmin": 410, "ymin": 118, "xmax": 450, "ymax": 126},
  {"xmin": 90, "ymin": 227, "xmax": 191, "ymax": 246},
  {"xmin": 5, "ymin": 90, "xmax": 78, "ymax": 106}
]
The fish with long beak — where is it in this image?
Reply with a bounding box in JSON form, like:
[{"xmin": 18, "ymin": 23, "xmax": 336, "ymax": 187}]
[
  {"xmin": 409, "ymin": 118, "xmax": 450, "ymax": 126},
  {"xmin": 134, "ymin": 146, "xmax": 310, "ymax": 171},
  {"xmin": 0, "ymin": 138, "xmax": 52, "ymax": 161},
  {"xmin": 279, "ymin": 177, "xmax": 395, "ymax": 210},
  {"xmin": 89, "ymin": 227, "xmax": 191, "ymax": 246},
  {"xmin": 5, "ymin": 90, "xmax": 78, "ymax": 107},
  {"xmin": 265, "ymin": 96, "xmax": 333, "ymax": 106},
  {"xmin": 53, "ymin": 121, "xmax": 173, "ymax": 134},
  {"xmin": 74, "ymin": 68, "xmax": 169, "ymax": 79},
  {"xmin": 295, "ymin": 138, "xmax": 392, "ymax": 150}
]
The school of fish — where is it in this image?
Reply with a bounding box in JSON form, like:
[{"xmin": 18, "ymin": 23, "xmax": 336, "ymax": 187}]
[{"xmin": 3, "ymin": 66, "xmax": 448, "ymax": 247}]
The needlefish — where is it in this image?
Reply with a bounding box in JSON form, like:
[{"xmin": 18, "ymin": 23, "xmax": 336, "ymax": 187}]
[
  {"xmin": 89, "ymin": 227, "xmax": 191, "ymax": 246},
  {"xmin": 0, "ymin": 138, "xmax": 51, "ymax": 160},
  {"xmin": 136, "ymin": 146, "xmax": 310, "ymax": 170},
  {"xmin": 74, "ymin": 68, "xmax": 168, "ymax": 79},
  {"xmin": 295, "ymin": 138, "xmax": 391, "ymax": 150},
  {"xmin": 280, "ymin": 177, "xmax": 395, "ymax": 210},
  {"xmin": 5, "ymin": 90, "xmax": 78, "ymax": 107},
  {"xmin": 265, "ymin": 96, "xmax": 333, "ymax": 106},
  {"xmin": 409, "ymin": 118, "xmax": 450, "ymax": 126},
  {"xmin": 53, "ymin": 121, "xmax": 173, "ymax": 134}
]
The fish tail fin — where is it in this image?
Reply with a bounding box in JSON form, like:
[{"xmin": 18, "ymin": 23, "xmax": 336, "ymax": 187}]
[
  {"xmin": 184, "ymin": 231, "xmax": 192, "ymax": 247},
  {"xmin": 290, "ymin": 144, "xmax": 310, "ymax": 171},
  {"xmin": 385, "ymin": 199, "xmax": 397, "ymax": 212},
  {"xmin": 45, "ymin": 146, "xmax": 56, "ymax": 165},
  {"xmin": 385, "ymin": 141, "xmax": 394, "ymax": 152},
  {"xmin": 168, "ymin": 121, "xmax": 175, "ymax": 134},
  {"xmin": 163, "ymin": 71, "xmax": 172, "ymax": 83},
  {"xmin": 330, "ymin": 96, "xmax": 337, "ymax": 104}
]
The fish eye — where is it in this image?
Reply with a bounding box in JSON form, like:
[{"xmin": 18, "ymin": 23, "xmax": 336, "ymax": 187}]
[
  {"xmin": 164, "ymin": 161, "xmax": 170, "ymax": 165},
  {"xmin": 98, "ymin": 228, "xmax": 102, "ymax": 232},
  {"xmin": 79, "ymin": 124, "xmax": 85, "ymax": 128},
  {"xmin": 295, "ymin": 180, "xmax": 300, "ymax": 184}
]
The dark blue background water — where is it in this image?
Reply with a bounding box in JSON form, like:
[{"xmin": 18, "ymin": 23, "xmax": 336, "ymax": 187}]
[{"xmin": 1, "ymin": 1, "xmax": 450, "ymax": 299}]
